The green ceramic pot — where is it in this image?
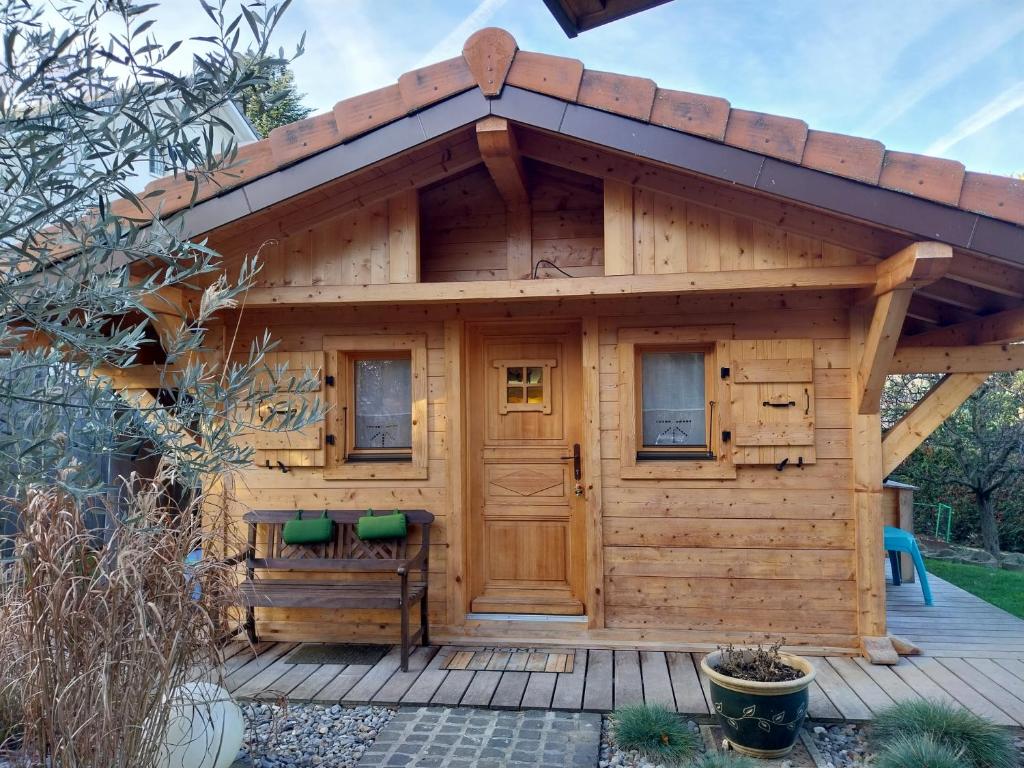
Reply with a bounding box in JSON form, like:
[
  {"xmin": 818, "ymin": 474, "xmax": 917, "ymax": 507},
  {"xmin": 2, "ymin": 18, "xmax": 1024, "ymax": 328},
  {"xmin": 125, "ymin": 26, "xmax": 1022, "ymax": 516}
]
[{"xmin": 700, "ymin": 650, "xmax": 815, "ymax": 759}]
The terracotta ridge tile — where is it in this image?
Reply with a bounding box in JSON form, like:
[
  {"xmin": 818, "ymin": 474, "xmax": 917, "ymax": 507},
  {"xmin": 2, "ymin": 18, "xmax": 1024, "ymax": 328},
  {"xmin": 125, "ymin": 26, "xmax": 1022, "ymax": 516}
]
[
  {"xmin": 578, "ymin": 68, "xmax": 656, "ymax": 121},
  {"xmin": 879, "ymin": 150, "xmax": 966, "ymax": 207},
  {"xmin": 333, "ymin": 83, "xmax": 407, "ymax": 142},
  {"xmin": 650, "ymin": 87, "xmax": 730, "ymax": 141},
  {"xmin": 462, "ymin": 27, "xmax": 518, "ymax": 97},
  {"xmin": 397, "ymin": 56, "xmax": 476, "ymax": 112},
  {"xmin": 801, "ymin": 130, "xmax": 884, "ymax": 185},
  {"xmin": 724, "ymin": 108, "xmax": 808, "ymax": 163},
  {"xmin": 269, "ymin": 111, "xmax": 340, "ymax": 168},
  {"xmin": 958, "ymin": 171, "xmax": 1024, "ymax": 226},
  {"xmin": 506, "ymin": 50, "xmax": 584, "ymax": 102}
]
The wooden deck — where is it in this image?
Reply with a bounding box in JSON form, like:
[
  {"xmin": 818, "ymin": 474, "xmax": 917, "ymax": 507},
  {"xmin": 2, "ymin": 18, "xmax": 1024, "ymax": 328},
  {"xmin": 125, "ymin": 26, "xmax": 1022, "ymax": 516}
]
[{"xmin": 223, "ymin": 574, "xmax": 1024, "ymax": 724}]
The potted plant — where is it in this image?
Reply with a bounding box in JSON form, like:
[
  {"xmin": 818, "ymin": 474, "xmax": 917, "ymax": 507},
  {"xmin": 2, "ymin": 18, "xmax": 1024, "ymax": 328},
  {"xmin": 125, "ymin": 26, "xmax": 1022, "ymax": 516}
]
[{"xmin": 700, "ymin": 641, "xmax": 815, "ymax": 758}]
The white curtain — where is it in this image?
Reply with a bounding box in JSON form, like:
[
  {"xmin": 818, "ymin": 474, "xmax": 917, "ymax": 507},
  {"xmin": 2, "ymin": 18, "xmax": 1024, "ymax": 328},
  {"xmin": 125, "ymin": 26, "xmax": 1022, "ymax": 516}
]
[
  {"xmin": 354, "ymin": 358, "xmax": 412, "ymax": 449},
  {"xmin": 641, "ymin": 351, "xmax": 706, "ymax": 446}
]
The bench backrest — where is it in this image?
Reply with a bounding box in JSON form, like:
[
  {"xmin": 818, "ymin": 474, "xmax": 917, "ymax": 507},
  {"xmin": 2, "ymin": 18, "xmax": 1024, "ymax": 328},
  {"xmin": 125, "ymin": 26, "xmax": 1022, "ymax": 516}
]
[{"xmin": 243, "ymin": 509, "xmax": 433, "ymax": 571}]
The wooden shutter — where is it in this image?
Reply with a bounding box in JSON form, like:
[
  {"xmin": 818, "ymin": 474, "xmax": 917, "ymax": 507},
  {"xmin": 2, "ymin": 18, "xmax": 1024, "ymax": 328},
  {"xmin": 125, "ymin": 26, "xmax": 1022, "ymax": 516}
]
[
  {"xmin": 729, "ymin": 340, "xmax": 816, "ymax": 465},
  {"xmin": 251, "ymin": 351, "xmax": 326, "ymax": 467}
]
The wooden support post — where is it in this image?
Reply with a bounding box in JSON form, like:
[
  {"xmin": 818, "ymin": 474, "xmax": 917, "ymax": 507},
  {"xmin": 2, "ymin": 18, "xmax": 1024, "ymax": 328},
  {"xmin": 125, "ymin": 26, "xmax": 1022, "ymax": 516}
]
[
  {"xmin": 476, "ymin": 117, "xmax": 529, "ymax": 205},
  {"xmin": 603, "ymin": 180, "xmax": 634, "ymax": 276},
  {"xmin": 850, "ymin": 305, "xmax": 891, "ymax": 661},
  {"xmin": 881, "ymin": 373, "xmax": 988, "ymax": 476},
  {"xmin": 581, "ymin": 315, "xmax": 605, "ymax": 629},
  {"xmin": 889, "ymin": 343, "xmax": 1024, "ymax": 374},
  {"xmin": 858, "ymin": 242, "xmax": 952, "ymax": 414},
  {"xmin": 858, "ymin": 288, "xmax": 912, "ymax": 414},
  {"xmin": 476, "ymin": 117, "xmax": 532, "ymax": 279},
  {"xmin": 388, "ymin": 189, "xmax": 420, "ymax": 284},
  {"xmin": 444, "ymin": 319, "xmax": 467, "ymax": 626}
]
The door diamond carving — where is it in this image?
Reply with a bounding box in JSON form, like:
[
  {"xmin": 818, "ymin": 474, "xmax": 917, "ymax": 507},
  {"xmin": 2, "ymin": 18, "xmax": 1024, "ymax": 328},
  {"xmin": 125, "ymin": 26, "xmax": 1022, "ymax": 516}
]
[{"xmin": 489, "ymin": 468, "xmax": 563, "ymax": 496}]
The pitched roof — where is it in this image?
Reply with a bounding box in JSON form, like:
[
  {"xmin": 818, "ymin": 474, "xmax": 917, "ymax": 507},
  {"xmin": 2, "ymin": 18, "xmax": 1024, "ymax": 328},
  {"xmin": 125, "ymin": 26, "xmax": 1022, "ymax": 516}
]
[{"xmin": 121, "ymin": 28, "xmax": 1023, "ymax": 238}]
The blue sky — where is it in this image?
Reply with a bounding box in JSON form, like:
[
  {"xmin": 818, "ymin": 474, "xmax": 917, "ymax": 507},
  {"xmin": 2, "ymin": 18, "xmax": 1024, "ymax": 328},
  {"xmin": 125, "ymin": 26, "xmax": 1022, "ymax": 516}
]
[{"xmin": 268, "ymin": 0, "xmax": 1023, "ymax": 177}]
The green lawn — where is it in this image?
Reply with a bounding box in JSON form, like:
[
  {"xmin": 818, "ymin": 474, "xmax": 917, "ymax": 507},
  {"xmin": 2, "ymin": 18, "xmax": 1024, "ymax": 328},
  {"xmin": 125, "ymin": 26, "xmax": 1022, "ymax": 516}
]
[{"xmin": 925, "ymin": 557, "xmax": 1024, "ymax": 619}]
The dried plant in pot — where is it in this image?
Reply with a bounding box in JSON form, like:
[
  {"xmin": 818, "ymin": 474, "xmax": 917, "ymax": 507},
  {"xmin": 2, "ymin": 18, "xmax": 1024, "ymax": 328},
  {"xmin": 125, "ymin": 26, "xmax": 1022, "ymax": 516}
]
[{"xmin": 700, "ymin": 641, "xmax": 815, "ymax": 758}]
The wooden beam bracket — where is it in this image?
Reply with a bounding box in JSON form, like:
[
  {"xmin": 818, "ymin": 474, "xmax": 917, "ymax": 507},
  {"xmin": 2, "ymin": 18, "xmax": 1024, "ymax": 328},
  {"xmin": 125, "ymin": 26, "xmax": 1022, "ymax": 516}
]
[{"xmin": 881, "ymin": 373, "xmax": 988, "ymax": 475}]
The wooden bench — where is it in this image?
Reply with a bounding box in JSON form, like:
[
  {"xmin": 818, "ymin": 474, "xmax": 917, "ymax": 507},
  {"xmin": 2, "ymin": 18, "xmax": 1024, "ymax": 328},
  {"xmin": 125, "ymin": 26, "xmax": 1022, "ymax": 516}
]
[{"xmin": 238, "ymin": 509, "xmax": 433, "ymax": 671}]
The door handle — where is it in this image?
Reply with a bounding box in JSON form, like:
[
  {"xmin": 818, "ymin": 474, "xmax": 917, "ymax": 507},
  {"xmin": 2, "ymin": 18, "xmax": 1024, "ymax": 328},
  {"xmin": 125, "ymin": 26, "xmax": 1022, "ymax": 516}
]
[{"xmin": 560, "ymin": 443, "xmax": 581, "ymax": 481}]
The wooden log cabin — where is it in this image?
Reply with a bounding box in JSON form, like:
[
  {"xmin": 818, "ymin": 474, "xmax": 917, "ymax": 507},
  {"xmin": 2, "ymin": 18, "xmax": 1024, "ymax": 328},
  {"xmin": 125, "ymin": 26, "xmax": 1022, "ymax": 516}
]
[{"xmin": 118, "ymin": 29, "xmax": 1024, "ymax": 662}]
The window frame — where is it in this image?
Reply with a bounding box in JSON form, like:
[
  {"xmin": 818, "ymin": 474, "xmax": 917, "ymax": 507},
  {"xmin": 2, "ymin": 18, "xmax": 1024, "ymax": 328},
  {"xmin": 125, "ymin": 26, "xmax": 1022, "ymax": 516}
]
[
  {"xmin": 494, "ymin": 358, "xmax": 556, "ymax": 415},
  {"xmin": 635, "ymin": 345, "xmax": 714, "ymax": 458},
  {"xmin": 617, "ymin": 326, "xmax": 736, "ymax": 480},
  {"xmin": 323, "ymin": 334, "xmax": 428, "ymax": 480}
]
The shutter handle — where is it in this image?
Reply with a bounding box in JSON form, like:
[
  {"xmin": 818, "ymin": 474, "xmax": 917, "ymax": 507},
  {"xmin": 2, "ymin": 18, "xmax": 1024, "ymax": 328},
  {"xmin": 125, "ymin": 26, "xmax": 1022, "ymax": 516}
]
[{"xmin": 804, "ymin": 388, "xmax": 810, "ymax": 415}]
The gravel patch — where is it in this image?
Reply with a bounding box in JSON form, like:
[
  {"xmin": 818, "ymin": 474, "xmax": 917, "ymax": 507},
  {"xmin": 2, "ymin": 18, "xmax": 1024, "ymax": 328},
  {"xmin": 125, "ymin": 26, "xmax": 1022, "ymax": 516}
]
[
  {"xmin": 236, "ymin": 702, "xmax": 394, "ymax": 768},
  {"xmin": 807, "ymin": 723, "xmax": 870, "ymax": 767}
]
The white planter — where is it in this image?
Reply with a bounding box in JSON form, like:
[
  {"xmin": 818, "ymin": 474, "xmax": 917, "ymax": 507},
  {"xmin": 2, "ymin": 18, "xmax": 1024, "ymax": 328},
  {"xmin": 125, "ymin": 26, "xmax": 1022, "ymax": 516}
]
[{"xmin": 154, "ymin": 682, "xmax": 244, "ymax": 768}]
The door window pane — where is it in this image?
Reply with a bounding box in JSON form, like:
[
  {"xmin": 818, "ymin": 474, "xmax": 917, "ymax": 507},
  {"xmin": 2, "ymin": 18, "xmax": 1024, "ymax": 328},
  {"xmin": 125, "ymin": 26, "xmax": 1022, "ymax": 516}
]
[
  {"xmin": 354, "ymin": 358, "xmax": 412, "ymax": 449},
  {"xmin": 641, "ymin": 351, "xmax": 705, "ymax": 446}
]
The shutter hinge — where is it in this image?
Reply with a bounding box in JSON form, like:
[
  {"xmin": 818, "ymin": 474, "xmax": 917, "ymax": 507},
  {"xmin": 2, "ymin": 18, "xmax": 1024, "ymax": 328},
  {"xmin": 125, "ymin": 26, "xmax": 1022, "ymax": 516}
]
[
  {"xmin": 721, "ymin": 430, "xmax": 731, "ymax": 443},
  {"xmin": 326, "ymin": 434, "xmax": 336, "ymax": 446},
  {"xmin": 325, "ymin": 375, "xmax": 335, "ymax": 386},
  {"xmin": 720, "ymin": 367, "xmax": 730, "ymax": 379}
]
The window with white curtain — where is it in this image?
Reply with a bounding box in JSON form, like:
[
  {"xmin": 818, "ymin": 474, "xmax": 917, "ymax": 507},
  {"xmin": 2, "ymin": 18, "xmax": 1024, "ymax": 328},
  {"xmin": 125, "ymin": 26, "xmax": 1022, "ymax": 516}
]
[
  {"xmin": 640, "ymin": 351, "xmax": 706, "ymax": 448},
  {"xmin": 352, "ymin": 357, "xmax": 412, "ymax": 451}
]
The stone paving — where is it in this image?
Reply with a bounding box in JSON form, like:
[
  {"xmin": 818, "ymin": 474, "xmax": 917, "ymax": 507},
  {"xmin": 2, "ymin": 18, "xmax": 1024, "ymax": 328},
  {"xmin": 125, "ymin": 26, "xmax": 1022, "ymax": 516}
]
[{"xmin": 357, "ymin": 706, "xmax": 601, "ymax": 768}]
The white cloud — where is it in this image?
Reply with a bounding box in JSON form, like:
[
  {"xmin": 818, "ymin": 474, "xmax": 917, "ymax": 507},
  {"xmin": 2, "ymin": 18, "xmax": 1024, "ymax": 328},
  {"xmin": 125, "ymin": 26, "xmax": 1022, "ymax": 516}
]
[
  {"xmin": 925, "ymin": 80, "xmax": 1024, "ymax": 156},
  {"xmin": 414, "ymin": 0, "xmax": 509, "ymax": 67},
  {"xmin": 860, "ymin": 5, "xmax": 1024, "ymax": 136}
]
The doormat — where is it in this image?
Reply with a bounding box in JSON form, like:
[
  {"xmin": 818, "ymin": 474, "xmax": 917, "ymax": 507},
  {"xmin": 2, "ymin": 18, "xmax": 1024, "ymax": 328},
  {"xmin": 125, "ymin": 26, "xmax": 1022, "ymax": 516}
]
[
  {"xmin": 441, "ymin": 648, "xmax": 574, "ymax": 673},
  {"xmin": 285, "ymin": 643, "xmax": 389, "ymax": 666}
]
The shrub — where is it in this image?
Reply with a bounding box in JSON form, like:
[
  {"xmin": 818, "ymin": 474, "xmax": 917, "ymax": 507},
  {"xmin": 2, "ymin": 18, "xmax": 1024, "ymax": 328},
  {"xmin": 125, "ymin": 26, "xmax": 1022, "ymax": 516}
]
[
  {"xmin": 875, "ymin": 734, "xmax": 966, "ymax": 768},
  {"xmin": 689, "ymin": 752, "xmax": 756, "ymax": 768},
  {"xmin": 611, "ymin": 704, "xmax": 700, "ymax": 764},
  {"xmin": 872, "ymin": 699, "xmax": 1016, "ymax": 768}
]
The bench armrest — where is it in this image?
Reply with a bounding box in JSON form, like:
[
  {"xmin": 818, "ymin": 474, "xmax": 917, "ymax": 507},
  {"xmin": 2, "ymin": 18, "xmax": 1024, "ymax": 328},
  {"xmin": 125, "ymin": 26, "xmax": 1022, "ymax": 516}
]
[
  {"xmin": 220, "ymin": 550, "xmax": 249, "ymax": 567},
  {"xmin": 396, "ymin": 525, "xmax": 430, "ymax": 575}
]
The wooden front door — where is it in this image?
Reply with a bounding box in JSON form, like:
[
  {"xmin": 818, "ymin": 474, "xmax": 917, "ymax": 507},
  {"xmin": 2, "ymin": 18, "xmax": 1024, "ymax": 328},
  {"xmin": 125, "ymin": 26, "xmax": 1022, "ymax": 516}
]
[{"xmin": 467, "ymin": 320, "xmax": 585, "ymax": 615}]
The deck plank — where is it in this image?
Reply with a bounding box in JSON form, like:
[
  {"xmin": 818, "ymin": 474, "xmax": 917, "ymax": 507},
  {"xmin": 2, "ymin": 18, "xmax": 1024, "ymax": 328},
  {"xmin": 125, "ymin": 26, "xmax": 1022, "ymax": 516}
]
[
  {"xmin": 908, "ymin": 656, "xmax": 1016, "ymax": 726},
  {"xmin": 251, "ymin": 663, "xmax": 318, "ymax": 700},
  {"xmin": 809, "ymin": 658, "xmax": 872, "ymax": 720},
  {"xmin": 399, "ymin": 646, "xmax": 451, "ymax": 704},
  {"xmin": 314, "ymin": 664, "xmax": 373, "ymax": 702},
  {"xmin": 224, "ymin": 643, "xmax": 296, "ymax": 692},
  {"xmin": 431, "ymin": 669, "xmax": 475, "ymax": 705},
  {"xmin": 522, "ymin": 672, "xmax": 557, "ymax": 709},
  {"xmin": 826, "ymin": 657, "xmax": 896, "ymax": 714},
  {"xmin": 371, "ymin": 646, "xmax": 439, "ymax": 703},
  {"xmin": 852, "ymin": 658, "xmax": 920, "ymax": 703},
  {"xmin": 491, "ymin": 671, "xmax": 529, "ymax": 709},
  {"xmin": 943, "ymin": 658, "xmax": 1024, "ymax": 726},
  {"xmin": 666, "ymin": 652, "xmax": 708, "ymax": 714},
  {"xmin": 614, "ymin": 650, "xmax": 644, "ymax": 708},
  {"xmin": 343, "ymin": 646, "xmax": 405, "ymax": 703},
  {"xmin": 288, "ymin": 663, "xmax": 347, "ymax": 700},
  {"xmin": 639, "ymin": 651, "xmax": 675, "ymax": 708},
  {"xmin": 582, "ymin": 649, "xmax": 614, "ymax": 712},
  {"xmin": 551, "ymin": 650, "xmax": 588, "ymax": 710},
  {"xmin": 460, "ymin": 670, "xmax": 503, "ymax": 706},
  {"xmin": 807, "ymin": 680, "xmax": 842, "ymax": 720},
  {"xmin": 888, "ymin": 658, "xmax": 960, "ymax": 707},
  {"xmin": 232, "ymin": 656, "xmax": 296, "ymax": 699}
]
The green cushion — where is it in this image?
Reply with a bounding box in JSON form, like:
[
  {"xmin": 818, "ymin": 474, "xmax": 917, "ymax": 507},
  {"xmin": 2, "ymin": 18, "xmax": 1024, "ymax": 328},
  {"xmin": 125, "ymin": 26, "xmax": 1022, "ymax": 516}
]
[
  {"xmin": 282, "ymin": 511, "xmax": 334, "ymax": 545},
  {"xmin": 357, "ymin": 510, "xmax": 407, "ymax": 540}
]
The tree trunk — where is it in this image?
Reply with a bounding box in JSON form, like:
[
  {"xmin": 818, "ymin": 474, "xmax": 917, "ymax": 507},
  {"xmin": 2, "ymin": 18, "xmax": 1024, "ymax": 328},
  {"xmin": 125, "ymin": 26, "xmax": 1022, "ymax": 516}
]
[{"xmin": 976, "ymin": 491, "xmax": 1002, "ymax": 560}]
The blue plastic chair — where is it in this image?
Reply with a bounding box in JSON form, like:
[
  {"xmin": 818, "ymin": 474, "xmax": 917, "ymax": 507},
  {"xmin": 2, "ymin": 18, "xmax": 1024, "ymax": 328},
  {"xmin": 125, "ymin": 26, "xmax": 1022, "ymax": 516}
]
[{"xmin": 884, "ymin": 526, "xmax": 933, "ymax": 606}]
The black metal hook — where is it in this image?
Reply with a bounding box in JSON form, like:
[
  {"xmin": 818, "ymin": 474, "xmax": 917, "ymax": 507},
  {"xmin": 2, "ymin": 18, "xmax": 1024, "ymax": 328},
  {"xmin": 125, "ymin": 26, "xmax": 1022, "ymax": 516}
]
[
  {"xmin": 276, "ymin": 461, "xmax": 289, "ymax": 474},
  {"xmin": 776, "ymin": 457, "xmax": 789, "ymax": 472}
]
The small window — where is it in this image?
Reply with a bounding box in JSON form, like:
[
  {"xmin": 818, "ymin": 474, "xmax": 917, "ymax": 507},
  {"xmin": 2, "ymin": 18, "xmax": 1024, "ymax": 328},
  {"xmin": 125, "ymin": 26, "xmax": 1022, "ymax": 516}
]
[
  {"xmin": 640, "ymin": 351, "xmax": 706, "ymax": 450},
  {"xmin": 349, "ymin": 355, "xmax": 412, "ymax": 460},
  {"xmin": 323, "ymin": 333, "xmax": 428, "ymax": 480},
  {"xmin": 495, "ymin": 359, "xmax": 555, "ymax": 414}
]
